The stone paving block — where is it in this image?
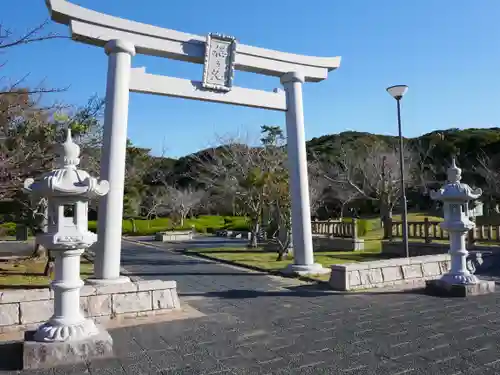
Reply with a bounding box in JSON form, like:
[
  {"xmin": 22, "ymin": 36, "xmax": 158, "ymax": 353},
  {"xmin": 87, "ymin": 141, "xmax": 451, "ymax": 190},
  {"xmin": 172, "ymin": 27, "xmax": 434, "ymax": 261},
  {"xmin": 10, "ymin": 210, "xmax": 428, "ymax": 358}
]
[
  {"xmin": 95, "ymin": 282, "xmax": 138, "ymax": 295},
  {"xmin": 348, "ymin": 270, "xmax": 361, "ymax": 287},
  {"xmin": 439, "ymin": 260, "xmax": 451, "ymax": 273},
  {"xmin": 80, "ymin": 285, "xmax": 97, "ymax": 297},
  {"xmin": 152, "ymin": 289, "xmax": 175, "ymax": 310},
  {"xmin": 19, "ymin": 300, "xmax": 53, "ymax": 324},
  {"xmin": 422, "ymin": 261, "xmax": 442, "ymax": 277},
  {"xmin": 0, "ymin": 288, "xmax": 50, "ymax": 303},
  {"xmin": 359, "ymin": 268, "xmax": 383, "ymax": 285},
  {"xmin": 0, "ymin": 303, "xmax": 19, "ymax": 326},
  {"xmin": 112, "ymin": 291, "xmax": 152, "ymax": 314},
  {"xmin": 136, "ymin": 279, "xmax": 176, "ymax": 291},
  {"xmin": 79, "ymin": 296, "xmax": 90, "ymax": 317},
  {"xmin": 88, "ymin": 294, "xmax": 112, "ymax": 316},
  {"xmin": 402, "ymin": 264, "xmax": 423, "ymax": 279},
  {"xmin": 381, "ymin": 266, "xmax": 403, "ymax": 281}
]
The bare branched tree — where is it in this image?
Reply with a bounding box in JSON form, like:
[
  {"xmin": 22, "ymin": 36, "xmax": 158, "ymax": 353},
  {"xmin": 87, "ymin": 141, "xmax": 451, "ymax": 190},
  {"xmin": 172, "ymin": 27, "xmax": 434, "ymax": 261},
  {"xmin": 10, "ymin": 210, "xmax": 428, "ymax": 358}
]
[
  {"xmin": 411, "ymin": 137, "xmax": 442, "ymax": 194},
  {"xmin": 476, "ymin": 152, "xmax": 500, "ymax": 213},
  {"xmin": 321, "ymin": 142, "xmax": 416, "ymax": 222},
  {"xmin": 194, "ymin": 140, "xmax": 269, "ymax": 247},
  {"xmin": 162, "ymin": 186, "xmax": 204, "ymax": 227},
  {"xmin": 307, "ymin": 161, "xmax": 328, "ymax": 217},
  {"xmin": 143, "ymin": 187, "xmax": 170, "ymax": 223}
]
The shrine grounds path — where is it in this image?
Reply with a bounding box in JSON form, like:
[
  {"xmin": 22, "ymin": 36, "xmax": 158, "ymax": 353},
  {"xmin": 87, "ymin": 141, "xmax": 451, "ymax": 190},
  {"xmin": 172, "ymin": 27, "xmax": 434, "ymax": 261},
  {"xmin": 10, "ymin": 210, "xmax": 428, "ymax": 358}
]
[{"xmin": 3, "ymin": 237, "xmax": 500, "ymax": 374}]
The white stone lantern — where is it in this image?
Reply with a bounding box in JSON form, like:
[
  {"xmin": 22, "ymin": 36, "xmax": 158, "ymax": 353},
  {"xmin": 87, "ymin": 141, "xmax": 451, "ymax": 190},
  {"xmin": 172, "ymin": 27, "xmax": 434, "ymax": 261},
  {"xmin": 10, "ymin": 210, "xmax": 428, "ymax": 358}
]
[
  {"xmin": 427, "ymin": 158, "xmax": 494, "ymax": 296},
  {"xmin": 23, "ymin": 129, "xmax": 109, "ymax": 343}
]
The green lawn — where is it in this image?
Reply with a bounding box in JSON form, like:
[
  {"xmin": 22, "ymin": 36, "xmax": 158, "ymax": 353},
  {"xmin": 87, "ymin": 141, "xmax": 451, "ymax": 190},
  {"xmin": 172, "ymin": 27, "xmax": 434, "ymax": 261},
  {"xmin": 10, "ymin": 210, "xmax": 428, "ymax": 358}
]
[
  {"xmin": 186, "ymin": 212, "xmax": 444, "ymax": 282},
  {"xmin": 0, "ymin": 257, "xmax": 93, "ymax": 289},
  {"xmin": 186, "ymin": 240, "xmax": 385, "ymax": 282}
]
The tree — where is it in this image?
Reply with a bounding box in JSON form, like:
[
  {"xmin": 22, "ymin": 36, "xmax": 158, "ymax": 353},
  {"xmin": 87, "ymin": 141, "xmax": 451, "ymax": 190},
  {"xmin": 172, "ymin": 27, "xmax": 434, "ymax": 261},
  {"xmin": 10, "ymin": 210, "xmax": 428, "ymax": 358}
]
[
  {"xmin": 162, "ymin": 186, "xmax": 204, "ymax": 227},
  {"xmin": 323, "ymin": 141, "xmax": 416, "ymax": 222},
  {"xmin": 476, "ymin": 153, "xmax": 500, "ymax": 213},
  {"xmin": 143, "ymin": 186, "xmax": 170, "ymax": 223},
  {"xmin": 307, "ymin": 161, "xmax": 329, "ymax": 217},
  {"xmin": 196, "ymin": 143, "xmax": 269, "ymax": 247},
  {"xmin": 260, "ymin": 126, "xmax": 293, "ymax": 259},
  {"xmin": 195, "ymin": 127, "xmax": 287, "ymax": 247}
]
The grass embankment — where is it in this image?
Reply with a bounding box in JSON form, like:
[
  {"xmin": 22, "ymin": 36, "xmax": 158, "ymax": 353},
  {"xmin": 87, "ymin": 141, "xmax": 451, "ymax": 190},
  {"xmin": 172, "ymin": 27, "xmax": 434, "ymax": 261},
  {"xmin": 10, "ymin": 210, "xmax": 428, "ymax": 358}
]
[
  {"xmin": 186, "ymin": 241, "xmax": 383, "ymax": 282},
  {"xmin": 186, "ymin": 212, "xmax": 444, "ymax": 282},
  {"xmin": 88, "ymin": 215, "xmax": 249, "ymax": 236},
  {"xmin": 0, "ymin": 257, "xmax": 93, "ymax": 289}
]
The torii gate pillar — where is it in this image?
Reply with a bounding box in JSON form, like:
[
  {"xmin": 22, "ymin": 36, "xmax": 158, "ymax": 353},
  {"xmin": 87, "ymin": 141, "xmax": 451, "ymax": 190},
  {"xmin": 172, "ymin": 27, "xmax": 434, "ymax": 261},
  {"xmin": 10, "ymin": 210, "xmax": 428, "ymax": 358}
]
[
  {"xmin": 281, "ymin": 72, "xmax": 326, "ymax": 275},
  {"xmin": 88, "ymin": 40, "xmax": 136, "ymax": 284}
]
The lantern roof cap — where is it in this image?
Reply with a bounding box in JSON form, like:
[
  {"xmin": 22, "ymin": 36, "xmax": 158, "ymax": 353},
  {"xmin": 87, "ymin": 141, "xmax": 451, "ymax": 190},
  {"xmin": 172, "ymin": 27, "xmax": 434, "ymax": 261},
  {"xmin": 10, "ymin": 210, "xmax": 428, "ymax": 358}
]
[
  {"xmin": 23, "ymin": 128, "xmax": 109, "ymax": 198},
  {"xmin": 430, "ymin": 158, "xmax": 482, "ymax": 202}
]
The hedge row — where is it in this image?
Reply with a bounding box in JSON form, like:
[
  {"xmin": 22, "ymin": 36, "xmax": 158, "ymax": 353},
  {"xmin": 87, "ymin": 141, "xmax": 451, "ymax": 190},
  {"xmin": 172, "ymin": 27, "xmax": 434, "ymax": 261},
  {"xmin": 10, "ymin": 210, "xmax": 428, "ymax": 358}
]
[
  {"xmin": 0, "ymin": 216, "xmax": 250, "ymax": 237},
  {"xmin": 88, "ymin": 215, "xmax": 250, "ymax": 236},
  {"xmin": 0, "ymin": 216, "xmax": 376, "ymax": 238}
]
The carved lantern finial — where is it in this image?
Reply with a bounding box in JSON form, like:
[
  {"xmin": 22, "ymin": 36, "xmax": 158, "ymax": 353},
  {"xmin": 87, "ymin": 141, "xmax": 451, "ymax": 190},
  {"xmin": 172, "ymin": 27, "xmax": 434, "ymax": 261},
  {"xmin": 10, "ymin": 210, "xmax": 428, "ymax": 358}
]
[
  {"xmin": 58, "ymin": 128, "xmax": 81, "ymax": 167},
  {"xmin": 447, "ymin": 157, "xmax": 462, "ymax": 184}
]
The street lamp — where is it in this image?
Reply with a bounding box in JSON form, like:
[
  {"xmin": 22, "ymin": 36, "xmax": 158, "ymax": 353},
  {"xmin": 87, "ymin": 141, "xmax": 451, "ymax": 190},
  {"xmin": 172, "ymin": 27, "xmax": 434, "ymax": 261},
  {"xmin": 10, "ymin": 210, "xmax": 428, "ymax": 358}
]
[{"xmin": 386, "ymin": 85, "xmax": 409, "ymax": 259}]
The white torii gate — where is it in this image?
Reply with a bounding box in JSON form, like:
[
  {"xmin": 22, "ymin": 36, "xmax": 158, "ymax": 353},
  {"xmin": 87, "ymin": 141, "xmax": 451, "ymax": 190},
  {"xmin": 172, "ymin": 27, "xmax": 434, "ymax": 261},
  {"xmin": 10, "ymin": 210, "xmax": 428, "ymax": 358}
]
[{"xmin": 44, "ymin": 0, "xmax": 341, "ymax": 284}]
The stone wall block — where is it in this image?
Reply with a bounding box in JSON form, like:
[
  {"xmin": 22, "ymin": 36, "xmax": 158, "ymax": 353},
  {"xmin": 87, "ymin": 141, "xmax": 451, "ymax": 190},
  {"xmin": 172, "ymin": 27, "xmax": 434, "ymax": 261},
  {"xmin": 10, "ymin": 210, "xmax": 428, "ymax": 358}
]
[
  {"xmin": 112, "ymin": 291, "xmax": 152, "ymax": 314},
  {"xmin": 95, "ymin": 283, "xmax": 137, "ymax": 295},
  {"xmin": 382, "ymin": 266, "xmax": 403, "ymax": 282},
  {"xmin": 0, "ymin": 289, "xmax": 50, "ymax": 304},
  {"xmin": 359, "ymin": 268, "xmax": 383, "ymax": 285},
  {"xmin": 402, "ymin": 264, "xmax": 423, "ymax": 279},
  {"xmin": 0, "ymin": 303, "xmax": 20, "ymax": 326},
  {"xmin": 422, "ymin": 262, "xmax": 441, "ymax": 277},
  {"xmin": 20, "ymin": 300, "xmax": 53, "ymax": 324},
  {"xmin": 88, "ymin": 294, "xmax": 112, "ymax": 316}
]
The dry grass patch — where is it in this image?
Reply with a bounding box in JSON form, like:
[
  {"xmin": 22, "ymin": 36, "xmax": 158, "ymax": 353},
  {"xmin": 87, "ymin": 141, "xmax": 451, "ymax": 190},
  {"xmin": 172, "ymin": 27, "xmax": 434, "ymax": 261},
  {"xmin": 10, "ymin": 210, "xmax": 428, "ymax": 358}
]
[{"xmin": 0, "ymin": 257, "xmax": 93, "ymax": 289}]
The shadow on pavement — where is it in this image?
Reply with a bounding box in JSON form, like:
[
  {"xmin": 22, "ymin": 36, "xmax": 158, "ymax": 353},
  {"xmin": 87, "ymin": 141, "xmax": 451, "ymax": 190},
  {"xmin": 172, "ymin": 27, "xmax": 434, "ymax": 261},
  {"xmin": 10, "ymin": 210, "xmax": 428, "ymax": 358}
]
[
  {"xmin": 178, "ymin": 284, "xmax": 428, "ymax": 299},
  {"xmin": 127, "ymin": 271, "xmax": 268, "ymax": 277},
  {"xmin": 0, "ymin": 341, "xmax": 22, "ymax": 371},
  {"xmin": 120, "ymin": 258, "xmax": 209, "ymax": 266}
]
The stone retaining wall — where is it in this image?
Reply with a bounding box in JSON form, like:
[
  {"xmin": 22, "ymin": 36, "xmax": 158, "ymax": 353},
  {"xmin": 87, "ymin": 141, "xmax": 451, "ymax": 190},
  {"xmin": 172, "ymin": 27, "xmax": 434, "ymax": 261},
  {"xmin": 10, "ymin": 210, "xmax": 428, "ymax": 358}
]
[
  {"xmin": 155, "ymin": 231, "xmax": 193, "ymax": 242},
  {"xmin": 329, "ymin": 254, "xmax": 451, "ymax": 291},
  {"xmin": 0, "ymin": 280, "xmax": 180, "ymax": 334}
]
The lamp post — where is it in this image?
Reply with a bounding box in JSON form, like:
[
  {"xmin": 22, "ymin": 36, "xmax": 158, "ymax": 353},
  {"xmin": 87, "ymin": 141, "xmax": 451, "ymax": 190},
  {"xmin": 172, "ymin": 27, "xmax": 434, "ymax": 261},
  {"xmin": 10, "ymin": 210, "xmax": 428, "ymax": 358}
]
[{"xmin": 386, "ymin": 85, "xmax": 409, "ymax": 258}]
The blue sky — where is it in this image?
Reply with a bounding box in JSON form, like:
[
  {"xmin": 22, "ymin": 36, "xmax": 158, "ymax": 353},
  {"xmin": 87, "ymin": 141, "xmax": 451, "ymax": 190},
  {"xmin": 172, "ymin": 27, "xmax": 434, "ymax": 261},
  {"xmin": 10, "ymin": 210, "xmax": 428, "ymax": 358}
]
[{"xmin": 3, "ymin": 0, "xmax": 500, "ymax": 157}]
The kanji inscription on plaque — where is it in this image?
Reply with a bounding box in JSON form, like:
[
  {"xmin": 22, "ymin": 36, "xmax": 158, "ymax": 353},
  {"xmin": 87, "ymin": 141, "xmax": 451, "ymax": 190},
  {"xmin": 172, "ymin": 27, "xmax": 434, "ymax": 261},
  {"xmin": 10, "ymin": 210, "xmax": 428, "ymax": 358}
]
[{"xmin": 202, "ymin": 33, "xmax": 237, "ymax": 92}]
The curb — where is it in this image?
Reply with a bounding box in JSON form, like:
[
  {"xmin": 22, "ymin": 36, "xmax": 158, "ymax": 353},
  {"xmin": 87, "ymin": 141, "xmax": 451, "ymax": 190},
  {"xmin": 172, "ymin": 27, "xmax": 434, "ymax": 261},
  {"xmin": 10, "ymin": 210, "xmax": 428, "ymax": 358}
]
[{"xmin": 123, "ymin": 237, "xmax": 329, "ymax": 285}]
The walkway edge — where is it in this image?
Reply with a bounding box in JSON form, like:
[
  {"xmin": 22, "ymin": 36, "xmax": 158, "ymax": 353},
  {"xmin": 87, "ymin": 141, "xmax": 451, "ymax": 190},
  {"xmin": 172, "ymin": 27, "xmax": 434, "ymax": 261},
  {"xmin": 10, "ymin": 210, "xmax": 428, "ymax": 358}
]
[{"xmin": 122, "ymin": 237, "xmax": 328, "ymax": 285}]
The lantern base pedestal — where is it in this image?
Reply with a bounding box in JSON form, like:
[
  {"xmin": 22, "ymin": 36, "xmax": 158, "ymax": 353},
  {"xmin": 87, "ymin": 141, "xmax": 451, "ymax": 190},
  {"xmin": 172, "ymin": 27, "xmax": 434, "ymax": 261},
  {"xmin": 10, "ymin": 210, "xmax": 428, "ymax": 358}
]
[
  {"xmin": 22, "ymin": 327, "xmax": 113, "ymax": 370},
  {"xmin": 425, "ymin": 278, "xmax": 495, "ymax": 298}
]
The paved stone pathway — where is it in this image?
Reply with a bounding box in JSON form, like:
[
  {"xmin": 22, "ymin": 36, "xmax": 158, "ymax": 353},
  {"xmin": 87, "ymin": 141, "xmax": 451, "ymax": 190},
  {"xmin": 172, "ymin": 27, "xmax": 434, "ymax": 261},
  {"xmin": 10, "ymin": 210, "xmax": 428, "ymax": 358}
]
[{"xmin": 2, "ymin": 238, "xmax": 500, "ymax": 374}]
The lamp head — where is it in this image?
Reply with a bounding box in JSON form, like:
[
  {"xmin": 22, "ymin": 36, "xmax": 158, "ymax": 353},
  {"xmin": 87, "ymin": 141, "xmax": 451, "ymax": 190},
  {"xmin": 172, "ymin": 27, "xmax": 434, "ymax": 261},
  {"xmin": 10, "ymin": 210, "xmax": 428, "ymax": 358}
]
[{"xmin": 386, "ymin": 85, "xmax": 408, "ymax": 100}]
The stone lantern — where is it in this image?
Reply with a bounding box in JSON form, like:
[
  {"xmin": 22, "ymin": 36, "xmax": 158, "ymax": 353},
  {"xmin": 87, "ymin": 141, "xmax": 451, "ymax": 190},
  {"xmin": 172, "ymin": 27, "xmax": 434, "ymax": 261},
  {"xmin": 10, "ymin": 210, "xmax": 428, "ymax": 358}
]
[
  {"xmin": 426, "ymin": 158, "xmax": 495, "ymax": 297},
  {"xmin": 22, "ymin": 129, "xmax": 112, "ymax": 366}
]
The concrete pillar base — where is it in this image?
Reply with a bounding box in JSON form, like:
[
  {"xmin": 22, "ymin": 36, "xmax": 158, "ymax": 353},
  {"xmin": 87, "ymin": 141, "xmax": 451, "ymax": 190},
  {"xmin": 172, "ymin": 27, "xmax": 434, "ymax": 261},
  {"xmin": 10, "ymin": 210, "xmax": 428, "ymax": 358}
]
[
  {"xmin": 85, "ymin": 275, "xmax": 131, "ymax": 285},
  {"xmin": 283, "ymin": 263, "xmax": 329, "ymax": 276}
]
